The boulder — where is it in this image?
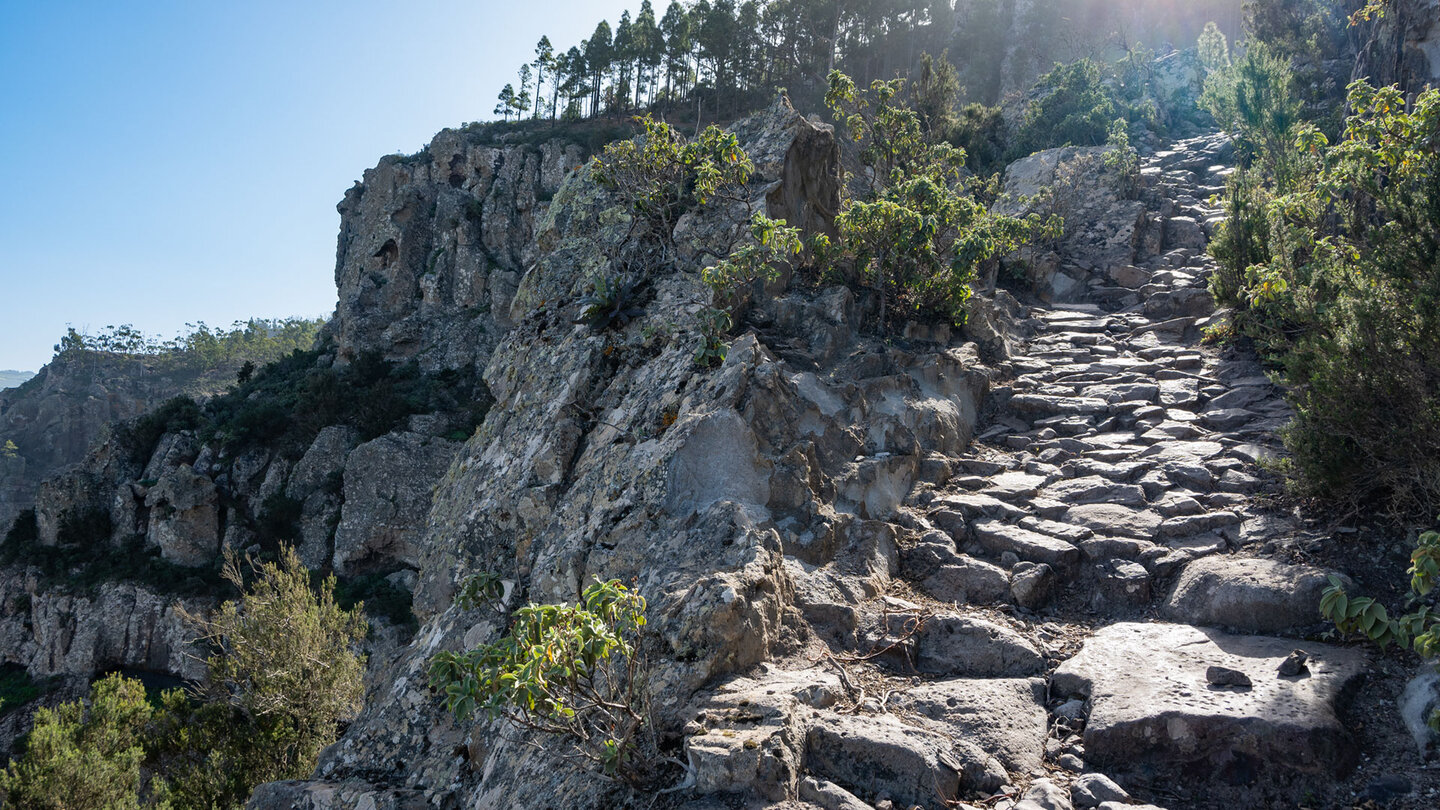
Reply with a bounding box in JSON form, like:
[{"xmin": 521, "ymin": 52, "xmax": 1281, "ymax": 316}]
[
  {"xmin": 806, "ymin": 712, "xmax": 1006, "ymax": 809},
  {"xmin": 1052, "ymin": 622, "xmax": 1367, "ymax": 779},
  {"xmin": 913, "ymin": 613, "xmax": 1045, "ymax": 677},
  {"xmin": 1163, "ymin": 556, "xmax": 1343, "ymax": 634},
  {"xmin": 887, "ymin": 677, "xmax": 1049, "ymax": 773},
  {"xmin": 144, "ymin": 464, "xmax": 220, "ymax": 567}
]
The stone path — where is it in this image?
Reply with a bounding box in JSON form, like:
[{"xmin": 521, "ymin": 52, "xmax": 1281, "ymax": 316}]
[{"xmin": 692, "ymin": 135, "xmax": 1387, "ymax": 810}]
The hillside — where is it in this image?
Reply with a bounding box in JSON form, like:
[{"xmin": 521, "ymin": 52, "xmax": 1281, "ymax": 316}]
[{"xmin": 2, "ymin": 2, "xmax": 1440, "ymax": 809}]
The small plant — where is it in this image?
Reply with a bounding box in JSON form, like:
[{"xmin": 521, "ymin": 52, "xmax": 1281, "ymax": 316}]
[
  {"xmin": 429, "ymin": 576, "xmax": 651, "ymax": 781},
  {"xmin": 1321, "ymin": 528, "xmax": 1440, "ymax": 730},
  {"xmin": 693, "ymin": 308, "xmax": 732, "ymax": 367},
  {"xmin": 574, "ymin": 274, "xmax": 645, "ymax": 330}
]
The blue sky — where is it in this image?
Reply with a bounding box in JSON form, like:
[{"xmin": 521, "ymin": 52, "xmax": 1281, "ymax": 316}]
[{"xmin": 0, "ymin": 0, "xmax": 634, "ymax": 372}]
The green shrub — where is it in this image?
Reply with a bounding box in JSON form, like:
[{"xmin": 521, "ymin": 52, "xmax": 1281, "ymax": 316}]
[
  {"xmin": 159, "ymin": 547, "xmax": 368, "ymax": 809},
  {"xmin": 1221, "ymin": 82, "xmax": 1440, "ymax": 515},
  {"xmin": 826, "ymin": 71, "xmax": 1059, "ymax": 331},
  {"xmin": 430, "ymin": 576, "xmax": 650, "ymax": 782},
  {"xmin": 0, "ymin": 674, "xmax": 157, "ymax": 810},
  {"xmin": 1200, "ymin": 41, "xmax": 1304, "ymax": 185},
  {"xmin": 0, "ymin": 665, "xmax": 49, "ymax": 717},
  {"xmin": 1008, "ymin": 59, "xmax": 1116, "ymax": 160}
]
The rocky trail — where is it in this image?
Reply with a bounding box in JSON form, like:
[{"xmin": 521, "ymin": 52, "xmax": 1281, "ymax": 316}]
[{"xmin": 684, "ymin": 135, "xmax": 1439, "ymax": 810}]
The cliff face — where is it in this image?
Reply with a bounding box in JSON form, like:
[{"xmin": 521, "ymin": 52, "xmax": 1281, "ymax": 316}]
[
  {"xmin": 0, "ymin": 353, "xmax": 226, "ymax": 536},
  {"xmin": 1354, "ymin": 0, "xmax": 1440, "ymax": 92},
  {"xmin": 331, "ymin": 129, "xmax": 585, "ymax": 372}
]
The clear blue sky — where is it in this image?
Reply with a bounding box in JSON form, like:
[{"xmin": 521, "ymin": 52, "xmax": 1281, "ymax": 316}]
[{"xmin": 0, "ymin": 0, "xmax": 633, "ymax": 372}]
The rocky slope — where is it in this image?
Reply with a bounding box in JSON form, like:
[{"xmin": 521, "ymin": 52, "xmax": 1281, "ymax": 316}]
[
  {"xmin": 3, "ymin": 91, "xmax": 1437, "ymax": 810},
  {"xmin": 242, "ymin": 114, "xmax": 1437, "ymax": 809},
  {"xmin": 0, "ymin": 352, "xmax": 237, "ymax": 538}
]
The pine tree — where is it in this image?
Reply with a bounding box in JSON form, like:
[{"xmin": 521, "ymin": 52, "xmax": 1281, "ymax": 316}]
[{"xmin": 534, "ymin": 36, "xmax": 555, "ymax": 118}]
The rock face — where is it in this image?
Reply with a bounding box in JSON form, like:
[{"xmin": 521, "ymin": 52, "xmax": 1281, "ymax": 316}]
[
  {"xmin": 1354, "ymin": 0, "xmax": 1440, "ymax": 93},
  {"xmin": 332, "ymin": 432, "xmax": 459, "ymax": 575},
  {"xmin": 0, "ymin": 569, "xmax": 206, "ymax": 682},
  {"xmin": 0, "ymin": 352, "xmax": 229, "ymax": 536},
  {"xmin": 331, "ymin": 128, "xmax": 586, "ymax": 372}
]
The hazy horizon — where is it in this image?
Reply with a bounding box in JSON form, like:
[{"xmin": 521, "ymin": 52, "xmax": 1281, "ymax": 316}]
[{"xmin": 0, "ymin": 0, "xmax": 634, "ymax": 372}]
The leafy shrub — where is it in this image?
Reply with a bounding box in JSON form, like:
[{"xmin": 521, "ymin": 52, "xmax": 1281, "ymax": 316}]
[
  {"xmin": 826, "ymin": 71, "xmax": 1059, "ymax": 331},
  {"xmin": 1321, "ymin": 527, "xmax": 1440, "ymax": 729},
  {"xmin": 430, "ymin": 577, "xmax": 650, "ymax": 782},
  {"xmin": 332, "ymin": 571, "xmax": 415, "ymax": 630},
  {"xmin": 1219, "ymin": 82, "xmax": 1440, "ymax": 515},
  {"xmin": 0, "ymin": 674, "xmax": 157, "ymax": 810},
  {"xmin": 1201, "ymin": 41, "xmax": 1304, "ymax": 185},
  {"xmin": 4, "ymin": 548, "xmax": 369, "ymax": 809},
  {"xmin": 950, "ymin": 102, "xmax": 1006, "ymax": 176},
  {"xmin": 1008, "ymin": 59, "xmax": 1116, "ymax": 160}
]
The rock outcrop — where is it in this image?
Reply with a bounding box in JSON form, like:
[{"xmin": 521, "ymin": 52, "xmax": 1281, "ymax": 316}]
[{"xmin": 331, "ymin": 128, "xmax": 586, "ymax": 372}]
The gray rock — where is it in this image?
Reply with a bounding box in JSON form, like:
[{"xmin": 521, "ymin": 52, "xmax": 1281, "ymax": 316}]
[
  {"xmin": 972, "ymin": 520, "xmax": 1081, "ymax": 571},
  {"xmin": 1043, "ymin": 476, "xmax": 1146, "ymax": 507},
  {"xmin": 806, "ymin": 712, "xmax": 1006, "ymax": 809},
  {"xmin": 1399, "ymin": 664, "xmax": 1440, "ymax": 759},
  {"xmin": 1052, "ymin": 622, "xmax": 1367, "ymax": 778},
  {"xmin": 332, "ymin": 432, "xmax": 459, "ymax": 575},
  {"xmin": 1064, "ymin": 504, "xmax": 1161, "ymax": 541},
  {"xmin": 923, "ymin": 559, "xmax": 1012, "ymax": 605},
  {"xmin": 1205, "ymin": 665, "xmax": 1253, "ymax": 688},
  {"xmin": 1091, "ymin": 559, "xmax": 1151, "ymax": 608},
  {"xmin": 1010, "ymin": 562, "xmax": 1056, "ymax": 610},
  {"xmin": 914, "ymin": 614, "xmax": 1045, "ymax": 677},
  {"xmin": 1016, "ymin": 777, "xmax": 1073, "ymax": 810},
  {"xmin": 1071, "ymin": 773, "xmax": 1129, "ymax": 808},
  {"xmin": 799, "ymin": 777, "xmax": 875, "ymax": 810},
  {"xmin": 889, "ymin": 677, "xmax": 1049, "ymax": 772},
  {"xmin": 144, "ymin": 464, "xmax": 220, "ymax": 567},
  {"xmin": 1163, "ymin": 556, "xmax": 1344, "ymax": 634}
]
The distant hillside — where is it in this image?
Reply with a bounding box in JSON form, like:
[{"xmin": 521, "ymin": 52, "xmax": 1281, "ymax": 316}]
[{"xmin": 0, "ymin": 370, "xmax": 34, "ymax": 391}]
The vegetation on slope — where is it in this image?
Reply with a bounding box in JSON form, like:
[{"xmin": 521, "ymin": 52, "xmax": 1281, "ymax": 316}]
[{"xmin": 0, "ymin": 548, "xmax": 366, "ymax": 809}]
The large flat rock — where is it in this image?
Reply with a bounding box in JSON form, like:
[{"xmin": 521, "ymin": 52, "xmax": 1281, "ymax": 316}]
[{"xmin": 1052, "ymin": 622, "xmax": 1366, "ymax": 780}]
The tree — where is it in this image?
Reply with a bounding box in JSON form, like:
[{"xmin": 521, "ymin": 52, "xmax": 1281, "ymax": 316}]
[
  {"xmin": 633, "ymin": 0, "xmax": 663, "ymax": 107},
  {"xmin": 0, "ymin": 674, "xmax": 156, "ymax": 810},
  {"xmin": 533, "ymin": 36, "xmax": 555, "ymax": 119},
  {"xmin": 494, "ymin": 83, "xmax": 517, "ymax": 121},
  {"xmin": 516, "ymin": 64, "xmax": 534, "ymax": 120},
  {"xmin": 1197, "ymin": 20, "xmax": 1230, "ymax": 73},
  {"xmin": 660, "ymin": 1, "xmax": 692, "ymax": 103},
  {"xmin": 585, "ymin": 21, "xmax": 614, "ymax": 116}
]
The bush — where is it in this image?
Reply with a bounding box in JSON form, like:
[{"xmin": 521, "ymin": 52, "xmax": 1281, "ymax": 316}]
[
  {"xmin": 0, "ymin": 674, "xmax": 157, "ymax": 810},
  {"xmin": 1008, "ymin": 59, "xmax": 1116, "ymax": 160},
  {"xmin": 826, "ymin": 71, "xmax": 1059, "ymax": 331},
  {"xmin": 160, "ymin": 547, "xmax": 368, "ymax": 808},
  {"xmin": 1220, "ymin": 82, "xmax": 1440, "ymax": 515},
  {"xmin": 430, "ymin": 577, "xmax": 651, "ymax": 782}
]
